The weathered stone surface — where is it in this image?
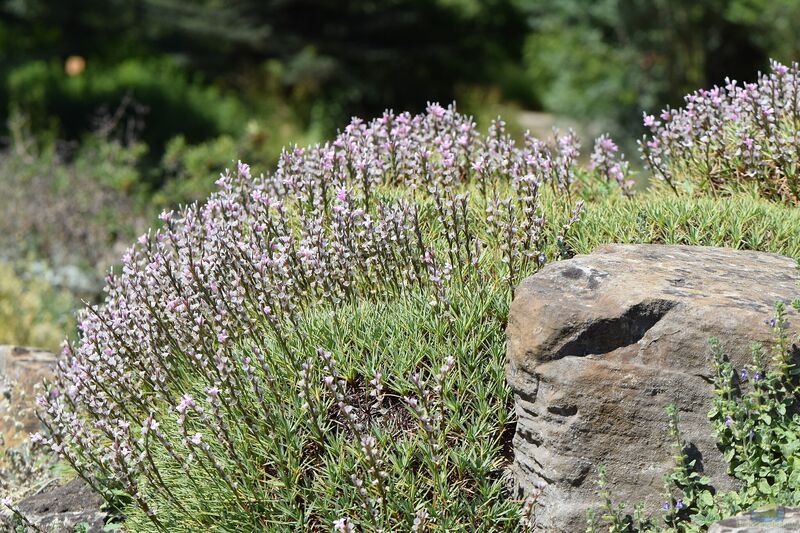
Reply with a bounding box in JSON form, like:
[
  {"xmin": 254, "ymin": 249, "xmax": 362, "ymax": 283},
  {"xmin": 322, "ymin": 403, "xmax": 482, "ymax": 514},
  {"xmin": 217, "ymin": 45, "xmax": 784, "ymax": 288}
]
[
  {"xmin": 506, "ymin": 244, "xmax": 800, "ymax": 531},
  {"xmin": 709, "ymin": 507, "xmax": 800, "ymax": 532},
  {"xmin": 16, "ymin": 477, "xmax": 107, "ymax": 532},
  {"xmin": 0, "ymin": 345, "xmax": 58, "ymax": 449}
]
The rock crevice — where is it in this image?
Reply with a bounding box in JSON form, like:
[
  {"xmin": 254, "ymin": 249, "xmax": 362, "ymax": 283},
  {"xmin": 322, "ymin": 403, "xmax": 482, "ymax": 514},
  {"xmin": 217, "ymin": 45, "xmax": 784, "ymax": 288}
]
[{"xmin": 553, "ymin": 298, "xmax": 677, "ymax": 360}]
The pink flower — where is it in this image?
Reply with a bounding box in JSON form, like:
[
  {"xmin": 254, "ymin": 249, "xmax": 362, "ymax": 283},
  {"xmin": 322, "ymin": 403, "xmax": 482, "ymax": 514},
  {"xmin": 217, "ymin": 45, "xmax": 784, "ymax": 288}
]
[
  {"xmin": 238, "ymin": 160, "xmax": 251, "ymax": 179},
  {"xmin": 599, "ymin": 137, "xmax": 618, "ymax": 153},
  {"xmin": 176, "ymin": 395, "xmax": 195, "ymax": 414},
  {"xmin": 428, "ymin": 102, "xmax": 446, "ymax": 118}
]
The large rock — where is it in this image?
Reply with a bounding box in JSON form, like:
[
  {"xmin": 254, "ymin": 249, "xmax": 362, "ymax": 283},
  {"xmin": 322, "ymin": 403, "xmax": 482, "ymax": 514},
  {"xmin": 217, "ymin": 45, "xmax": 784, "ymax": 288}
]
[{"xmin": 505, "ymin": 244, "xmax": 800, "ymax": 530}]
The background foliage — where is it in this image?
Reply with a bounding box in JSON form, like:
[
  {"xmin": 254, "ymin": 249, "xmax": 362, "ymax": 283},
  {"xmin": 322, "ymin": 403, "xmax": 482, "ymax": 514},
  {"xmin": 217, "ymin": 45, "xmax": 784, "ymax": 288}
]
[
  {"xmin": 3, "ymin": 0, "xmax": 799, "ymax": 145},
  {"xmin": 2, "ymin": 3, "xmax": 800, "ymax": 530}
]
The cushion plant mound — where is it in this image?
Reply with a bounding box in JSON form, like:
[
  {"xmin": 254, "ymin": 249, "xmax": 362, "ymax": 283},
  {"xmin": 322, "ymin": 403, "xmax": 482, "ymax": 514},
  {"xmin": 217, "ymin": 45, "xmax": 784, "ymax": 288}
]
[
  {"xmin": 641, "ymin": 60, "xmax": 800, "ymax": 204},
  {"xmin": 34, "ymin": 104, "xmax": 606, "ymax": 532}
]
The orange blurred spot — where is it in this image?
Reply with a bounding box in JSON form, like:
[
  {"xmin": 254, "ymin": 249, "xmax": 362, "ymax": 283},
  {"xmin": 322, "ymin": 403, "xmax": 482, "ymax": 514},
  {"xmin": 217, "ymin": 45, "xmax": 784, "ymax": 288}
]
[{"xmin": 65, "ymin": 56, "xmax": 86, "ymax": 77}]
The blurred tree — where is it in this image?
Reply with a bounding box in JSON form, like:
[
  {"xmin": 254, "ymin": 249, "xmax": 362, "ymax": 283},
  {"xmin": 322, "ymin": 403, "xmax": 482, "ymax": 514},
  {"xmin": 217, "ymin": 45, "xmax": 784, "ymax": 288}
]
[
  {"xmin": 1, "ymin": 0, "xmax": 527, "ymax": 138},
  {"xmin": 725, "ymin": 0, "xmax": 800, "ymax": 65},
  {"xmin": 5, "ymin": 0, "xmax": 796, "ymax": 148},
  {"xmin": 0, "ymin": 0, "xmax": 145, "ymax": 61},
  {"xmin": 134, "ymin": 0, "xmax": 528, "ymax": 124},
  {"xmin": 516, "ymin": 0, "xmax": 767, "ymax": 134}
]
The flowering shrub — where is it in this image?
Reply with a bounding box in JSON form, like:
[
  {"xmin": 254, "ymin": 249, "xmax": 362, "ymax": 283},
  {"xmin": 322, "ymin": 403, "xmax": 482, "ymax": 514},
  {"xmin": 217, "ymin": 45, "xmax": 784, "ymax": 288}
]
[
  {"xmin": 640, "ymin": 60, "xmax": 800, "ymax": 204},
  {"xmin": 589, "ymin": 134, "xmax": 635, "ymax": 197},
  {"xmin": 33, "ymin": 104, "xmax": 616, "ymax": 531}
]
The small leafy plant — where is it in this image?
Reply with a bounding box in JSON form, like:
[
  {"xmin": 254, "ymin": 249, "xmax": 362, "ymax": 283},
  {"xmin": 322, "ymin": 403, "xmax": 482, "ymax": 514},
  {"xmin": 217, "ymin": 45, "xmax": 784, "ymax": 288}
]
[
  {"xmin": 585, "ymin": 465, "xmax": 656, "ymax": 533},
  {"xmin": 708, "ymin": 302, "xmax": 800, "ymax": 507},
  {"xmin": 660, "ymin": 404, "xmax": 719, "ymax": 531}
]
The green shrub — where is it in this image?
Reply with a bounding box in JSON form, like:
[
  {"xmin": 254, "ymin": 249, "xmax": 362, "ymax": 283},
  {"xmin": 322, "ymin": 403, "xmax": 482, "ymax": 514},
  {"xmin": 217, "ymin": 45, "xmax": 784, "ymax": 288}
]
[
  {"xmin": 0, "ymin": 262, "xmax": 74, "ymax": 351},
  {"xmin": 157, "ymin": 112, "xmax": 322, "ymax": 208},
  {"xmin": 7, "ymin": 58, "xmax": 247, "ymax": 158},
  {"xmin": 158, "ymin": 134, "xmax": 242, "ymax": 207},
  {"xmin": 0, "ymin": 113, "xmax": 147, "ymax": 272}
]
